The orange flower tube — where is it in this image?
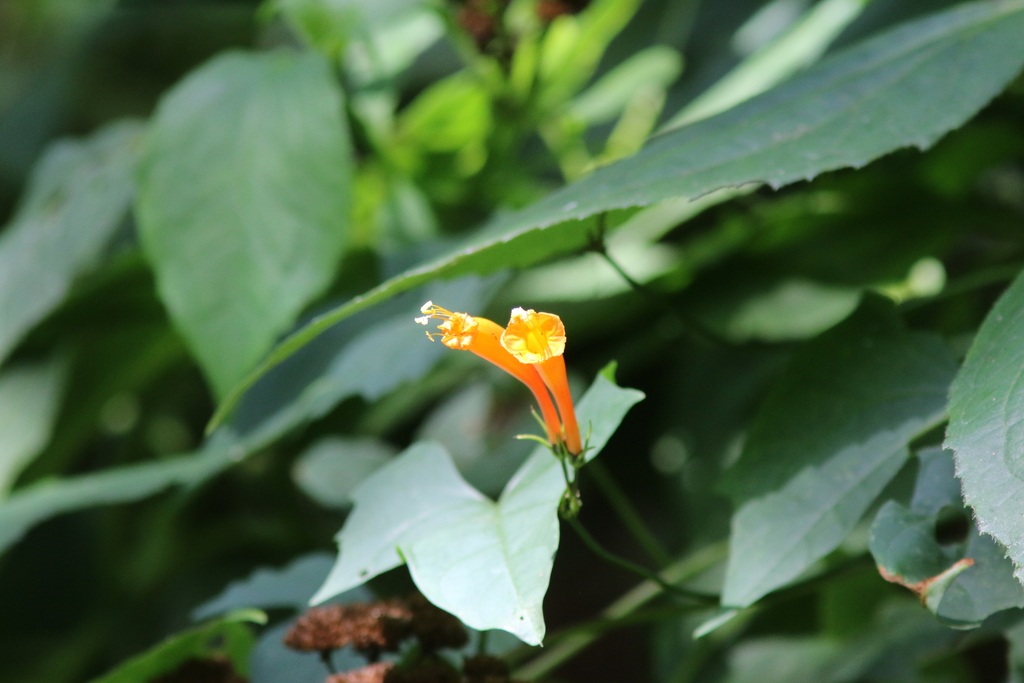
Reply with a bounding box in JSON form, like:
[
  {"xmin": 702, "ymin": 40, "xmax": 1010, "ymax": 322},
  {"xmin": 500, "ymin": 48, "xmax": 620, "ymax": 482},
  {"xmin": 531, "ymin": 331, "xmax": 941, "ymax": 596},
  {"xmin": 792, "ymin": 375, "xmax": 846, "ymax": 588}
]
[
  {"xmin": 500, "ymin": 308, "xmax": 582, "ymax": 455},
  {"xmin": 416, "ymin": 302, "xmax": 562, "ymax": 446}
]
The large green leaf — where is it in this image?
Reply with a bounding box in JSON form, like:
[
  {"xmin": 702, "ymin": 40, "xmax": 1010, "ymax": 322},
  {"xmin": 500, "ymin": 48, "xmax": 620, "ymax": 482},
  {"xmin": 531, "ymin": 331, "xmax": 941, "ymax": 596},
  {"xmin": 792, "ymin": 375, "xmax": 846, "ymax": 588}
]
[
  {"xmin": 137, "ymin": 50, "xmax": 351, "ymax": 398},
  {"xmin": 310, "ymin": 373, "xmax": 644, "ymax": 644},
  {"xmin": 209, "ymin": 1, "xmax": 1024, "ymax": 428},
  {"xmin": 0, "ymin": 120, "xmax": 143, "ymax": 366},
  {"xmin": 720, "ymin": 298, "xmax": 958, "ymax": 607},
  {"xmin": 946, "ymin": 270, "xmax": 1024, "ymax": 585}
]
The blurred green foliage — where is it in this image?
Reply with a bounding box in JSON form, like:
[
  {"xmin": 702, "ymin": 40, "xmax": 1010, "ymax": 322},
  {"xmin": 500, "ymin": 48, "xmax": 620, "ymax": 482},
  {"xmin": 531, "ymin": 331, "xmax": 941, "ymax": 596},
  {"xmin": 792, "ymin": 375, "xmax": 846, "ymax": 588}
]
[{"xmin": 1, "ymin": 1, "xmax": 1024, "ymax": 682}]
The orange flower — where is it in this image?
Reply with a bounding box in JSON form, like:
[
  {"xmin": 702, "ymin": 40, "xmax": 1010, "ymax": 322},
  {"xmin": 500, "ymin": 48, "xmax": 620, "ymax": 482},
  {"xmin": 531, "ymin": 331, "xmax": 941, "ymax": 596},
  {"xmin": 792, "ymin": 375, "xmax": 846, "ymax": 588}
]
[
  {"xmin": 501, "ymin": 308, "xmax": 581, "ymax": 455},
  {"xmin": 416, "ymin": 302, "xmax": 562, "ymax": 446}
]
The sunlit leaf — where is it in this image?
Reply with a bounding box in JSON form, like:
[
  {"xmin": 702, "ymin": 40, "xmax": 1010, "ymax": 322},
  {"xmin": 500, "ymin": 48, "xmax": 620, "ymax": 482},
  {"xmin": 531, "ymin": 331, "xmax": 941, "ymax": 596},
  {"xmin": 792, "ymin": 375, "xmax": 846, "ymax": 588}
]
[{"xmin": 311, "ymin": 372, "xmax": 644, "ymax": 644}]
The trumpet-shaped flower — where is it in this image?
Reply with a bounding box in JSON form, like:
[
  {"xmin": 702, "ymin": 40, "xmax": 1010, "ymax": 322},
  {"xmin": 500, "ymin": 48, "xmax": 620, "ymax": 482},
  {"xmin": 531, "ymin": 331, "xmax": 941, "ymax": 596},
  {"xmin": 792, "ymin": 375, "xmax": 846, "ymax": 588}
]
[
  {"xmin": 501, "ymin": 308, "xmax": 581, "ymax": 455},
  {"xmin": 416, "ymin": 302, "xmax": 562, "ymax": 446}
]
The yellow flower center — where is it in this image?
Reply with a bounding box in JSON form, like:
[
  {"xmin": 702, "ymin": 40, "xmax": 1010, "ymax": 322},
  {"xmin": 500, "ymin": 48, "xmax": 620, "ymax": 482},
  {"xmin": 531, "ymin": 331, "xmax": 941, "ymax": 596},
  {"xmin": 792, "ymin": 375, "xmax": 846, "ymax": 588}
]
[
  {"xmin": 500, "ymin": 307, "xmax": 566, "ymax": 364},
  {"xmin": 415, "ymin": 301, "xmax": 479, "ymax": 350}
]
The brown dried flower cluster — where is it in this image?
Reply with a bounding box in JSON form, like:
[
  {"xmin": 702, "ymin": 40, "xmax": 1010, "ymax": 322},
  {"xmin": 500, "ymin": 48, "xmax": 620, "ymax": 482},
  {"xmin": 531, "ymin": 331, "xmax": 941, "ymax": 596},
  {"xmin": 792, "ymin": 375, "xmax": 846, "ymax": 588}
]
[
  {"xmin": 284, "ymin": 594, "xmax": 526, "ymax": 683},
  {"xmin": 327, "ymin": 662, "xmax": 395, "ymax": 683},
  {"xmin": 284, "ymin": 593, "xmax": 468, "ymax": 657},
  {"xmin": 284, "ymin": 599, "xmax": 414, "ymax": 655}
]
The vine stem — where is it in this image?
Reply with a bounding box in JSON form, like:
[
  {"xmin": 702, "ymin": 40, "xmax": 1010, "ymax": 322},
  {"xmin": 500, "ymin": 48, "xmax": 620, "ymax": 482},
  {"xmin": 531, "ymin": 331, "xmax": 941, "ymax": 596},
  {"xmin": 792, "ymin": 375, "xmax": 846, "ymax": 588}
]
[
  {"xmin": 511, "ymin": 541, "xmax": 727, "ymax": 680},
  {"xmin": 590, "ymin": 213, "xmax": 727, "ymax": 349},
  {"xmin": 586, "ymin": 460, "xmax": 672, "ymax": 568},
  {"xmin": 566, "ymin": 518, "xmax": 717, "ymax": 605}
]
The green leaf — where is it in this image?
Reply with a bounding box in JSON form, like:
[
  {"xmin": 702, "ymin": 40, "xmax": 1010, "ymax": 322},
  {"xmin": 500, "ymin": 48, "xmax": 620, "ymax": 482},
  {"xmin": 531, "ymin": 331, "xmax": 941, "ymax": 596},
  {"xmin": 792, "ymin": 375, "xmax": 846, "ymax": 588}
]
[
  {"xmin": 568, "ymin": 45, "xmax": 682, "ymax": 126},
  {"xmin": 871, "ymin": 501, "xmax": 957, "ymax": 585},
  {"xmin": 209, "ymin": 1, "xmax": 1024, "ymax": 428},
  {"xmin": 722, "ymin": 601, "xmax": 956, "ymax": 683},
  {"xmin": 226, "ymin": 275, "xmax": 498, "ymax": 448},
  {"xmin": 292, "ymin": 437, "xmax": 396, "ymax": 509},
  {"xmin": 946, "ymin": 270, "xmax": 1024, "ymax": 586},
  {"xmin": 720, "ymin": 298, "xmax": 958, "ymax": 607},
  {"xmin": 311, "ymin": 373, "xmax": 644, "ymax": 644},
  {"xmin": 0, "ymin": 121, "xmax": 143, "ymax": 366},
  {"xmin": 695, "ymin": 278, "xmax": 862, "ymax": 343},
  {"xmin": 89, "ymin": 610, "xmax": 264, "ymax": 683},
  {"xmin": 0, "ymin": 437, "xmax": 236, "ymax": 556},
  {"xmin": 865, "ymin": 447, "xmax": 1024, "ymax": 626},
  {"xmin": 935, "ymin": 528, "xmax": 1024, "ymax": 627},
  {"xmin": 0, "ymin": 276, "xmax": 494, "ymax": 556},
  {"xmin": 506, "ymin": 0, "xmax": 1024, "ymax": 229},
  {"xmin": 662, "ymin": 0, "xmax": 868, "ymax": 129},
  {"xmin": 0, "ymin": 358, "xmax": 65, "ymax": 497},
  {"xmin": 137, "ymin": 50, "xmax": 351, "ymax": 398},
  {"xmin": 192, "ymin": 552, "xmax": 357, "ymax": 620},
  {"xmin": 274, "ymin": 0, "xmax": 426, "ymax": 57}
]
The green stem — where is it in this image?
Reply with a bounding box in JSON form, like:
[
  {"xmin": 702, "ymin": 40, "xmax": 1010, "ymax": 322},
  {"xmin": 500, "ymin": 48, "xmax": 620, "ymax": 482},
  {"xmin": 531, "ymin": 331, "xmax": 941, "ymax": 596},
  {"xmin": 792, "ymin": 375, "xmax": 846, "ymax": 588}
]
[
  {"xmin": 586, "ymin": 460, "xmax": 672, "ymax": 568},
  {"xmin": 567, "ymin": 518, "xmax": 717, "ymax": 604},
  {"xmin": 591, "ymin": 215, "xmax": 727, "ymax": 349},
  {"xmin": 511, "ymin": 541, "xmax": 727, "ymax": 680}
]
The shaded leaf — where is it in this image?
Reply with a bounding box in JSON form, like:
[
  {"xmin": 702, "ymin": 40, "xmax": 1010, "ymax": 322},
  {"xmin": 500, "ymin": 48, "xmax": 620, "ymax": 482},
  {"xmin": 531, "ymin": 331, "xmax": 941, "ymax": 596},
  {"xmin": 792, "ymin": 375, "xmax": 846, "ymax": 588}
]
[
  {"xmin": 722, "ymin": 601, "xmax": 956, "ymax": 683},
  {"xmin": 311, "ymin": 373, "xmax": 644, "ymax": 644},
  {"xmin": 210, "ymin": 1, "xmax": 1024, "ymax": 426},
  {"xmin": 137, "ymin": 50, "xmax": 351, "ymax": 398},
  {"xmin": 0, "ymin": 437, "xmax": 236, "ymax": 555},
  {"xmin": 0, "ymin": 121, "xmax": 142, "ymax": 365},
  {"xmin": 0, "ymin": 358, "xmax": 65, "ymax": 497},
  {"xmin": 866, "ymin": 448, "xmax": 1022, "ymax": 625},
  {"xmin": 192, "ymin": 552, "xmax": 342, "ymax": 620},
  {"xmin": 721, "ymin": 298, "xmax": 957, "ymax": 607},
  {"xmin": 292, "ymin": 437, "xmax": 397, "ymax": 509},
  {"xmin": 226, "ymin": 275, "xmax": 498, "ymax": 448},
  {"xmin": 936, "ymin": 528, "xmax": 1024, "ymax": 627},
  {"xmin": 663, "ymin": 0, "xmax": 868, "ymax": 129},
  {"xmin": 696, "ymin": 278, "xmax": 861, "ymax": 343},
  {"xmin": 946, "ymin": 270, "xmax": 1024, "ymax": 586},
  {"xmin": 869, "ymin": 448, "xmax": 963, "ymax": 586},
  {"xmin": 88, "ymin": 610, "xmax": 264, "ymax": 683}
]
